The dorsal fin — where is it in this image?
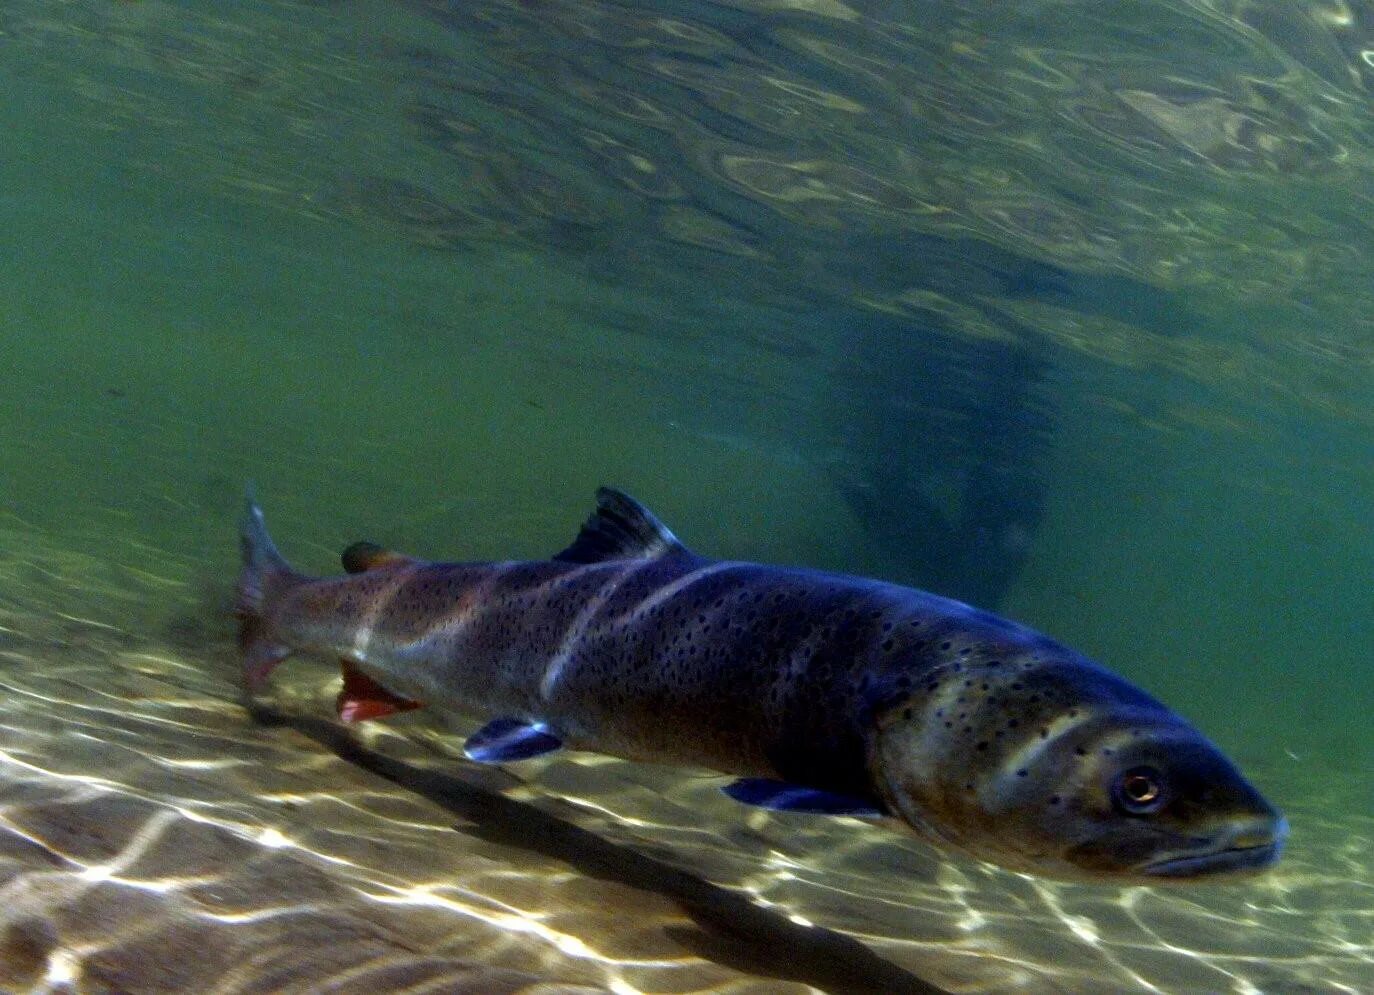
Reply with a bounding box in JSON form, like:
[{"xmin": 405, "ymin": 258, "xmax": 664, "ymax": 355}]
[
  {"xmin": 340, "ymin": 541, "xmax": 417, "ymax": 574},
  {"xmin": 554, "ymin": 487, "xmax": 692, "ymax": 564}
]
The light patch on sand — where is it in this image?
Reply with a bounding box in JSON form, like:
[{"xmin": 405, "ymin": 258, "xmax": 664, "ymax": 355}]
[
  {"xmin": 44, "ymin": 949, "xmax": 82, "ymax": 986},
  {"xmin": 256, "ymin": 826, "xmax": 291, "ymax": 848}
]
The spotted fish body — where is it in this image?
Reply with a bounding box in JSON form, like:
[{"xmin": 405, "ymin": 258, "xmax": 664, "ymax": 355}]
[{"xmin": 239, "ymin": 488, "xmax": 1285, "ymax": 882}]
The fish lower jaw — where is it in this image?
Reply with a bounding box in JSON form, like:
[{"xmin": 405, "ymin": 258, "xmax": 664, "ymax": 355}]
[
  {"xmin": 1140, "ymin": 813, "xmax": 1288, "ymax": 879},
  {"xmin": 1139, "ymin": 839, "xmax": 1285, "ymax": 879}
]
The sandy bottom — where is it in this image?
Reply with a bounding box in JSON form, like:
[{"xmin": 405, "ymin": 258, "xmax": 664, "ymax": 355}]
[{"xmin": 0, "ymin": 517, "xmax": 1368, "ymax": 995}]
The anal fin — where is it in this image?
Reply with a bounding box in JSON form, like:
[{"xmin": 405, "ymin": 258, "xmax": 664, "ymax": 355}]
[
  {"xmin": 337, "ymin": 660, "xmax": 423, "ymax": 723},
  {"xmin": 464, "ymin": 717, "xmax": 563, "ymax": 763},
  {"xmin": 722, "ymin": 778, "xmax": 885, "ymax": 817}
]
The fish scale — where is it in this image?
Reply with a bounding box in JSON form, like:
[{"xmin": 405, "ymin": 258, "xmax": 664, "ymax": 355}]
[{"xmin": 237, "ymin": 486, "xmax": 1286, "ymax": 883}]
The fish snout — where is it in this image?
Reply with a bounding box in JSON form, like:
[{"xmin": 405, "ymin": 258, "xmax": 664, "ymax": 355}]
[{"xmin": 1227, "ymin": 813, "xmax": 1288, "ymax": 853}]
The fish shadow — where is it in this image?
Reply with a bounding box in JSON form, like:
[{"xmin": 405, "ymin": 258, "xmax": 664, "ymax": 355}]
[{"xmin": 246, "ymin": 701, "xmax": 947, "ymax": 995}]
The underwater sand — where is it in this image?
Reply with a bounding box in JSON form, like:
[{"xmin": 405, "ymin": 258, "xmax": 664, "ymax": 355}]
[{"xmin": 0, "ymin": 513, "xmax": 1367, "ymax": 994}]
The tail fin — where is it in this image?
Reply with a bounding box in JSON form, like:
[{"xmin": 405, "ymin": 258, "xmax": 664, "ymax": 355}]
[{"xmin": 237, "ymin": 488, "xmax": 302, "ymax": 691}]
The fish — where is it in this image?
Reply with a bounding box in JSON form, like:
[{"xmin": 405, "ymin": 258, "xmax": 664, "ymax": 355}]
[{"xmin": 237, "ymin": 486, "xmax": 1286, "ymax": 882}]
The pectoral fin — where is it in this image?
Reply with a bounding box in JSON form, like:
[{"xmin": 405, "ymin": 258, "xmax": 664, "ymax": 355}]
[
  {"xmin": 722, "ymin": 778, "xmax": 886, "ymax": 817},
  {"xmin": 464, "ymin": 717, "xmax": 563, "ymax": 763},
  {"xmin": 336, "ymin": 660, "xmax": 423, "ymax": 723}
]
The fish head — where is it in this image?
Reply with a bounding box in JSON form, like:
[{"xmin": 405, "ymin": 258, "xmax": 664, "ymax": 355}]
[{"xmin": 867, "ymin": 656, "xmax": 1286, "ymax": 883}]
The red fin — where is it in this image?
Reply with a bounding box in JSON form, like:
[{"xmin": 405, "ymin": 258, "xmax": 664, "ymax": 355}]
[{"xmin": 336, "ymin": 660, "xmax": 423, "ymax": 723}]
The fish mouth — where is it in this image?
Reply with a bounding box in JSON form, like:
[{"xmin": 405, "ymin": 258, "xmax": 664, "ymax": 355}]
[{"xmin": 1141, "ymin": 817, "xmax": 1288, "ymax": 879}]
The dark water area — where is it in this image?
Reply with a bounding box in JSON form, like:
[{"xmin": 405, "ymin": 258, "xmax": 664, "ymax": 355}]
[{"xmin": 0, "ymin": 1, "xmax": 1370, "ymax": 991}]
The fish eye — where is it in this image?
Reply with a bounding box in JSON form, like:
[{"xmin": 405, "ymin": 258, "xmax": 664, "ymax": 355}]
[{"xmin": 1113, "ymin": 766, "xmax": 1166, "ymax": 815}]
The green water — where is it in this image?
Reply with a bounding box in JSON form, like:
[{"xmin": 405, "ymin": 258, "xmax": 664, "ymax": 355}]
[{"xmin": 0, "ymin": 1, "xmax": 1370, "ymax": 992}]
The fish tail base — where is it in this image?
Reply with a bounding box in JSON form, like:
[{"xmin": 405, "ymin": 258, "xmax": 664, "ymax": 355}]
[{"xmin": 236, "ymin": 488, "xmax": 304, "ymax": 691}]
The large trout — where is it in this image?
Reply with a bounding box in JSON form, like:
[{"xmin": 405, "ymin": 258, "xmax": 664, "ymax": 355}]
[{"xmin": 237, "ymin": 487, "xmax": 1284, "ymax": 881}]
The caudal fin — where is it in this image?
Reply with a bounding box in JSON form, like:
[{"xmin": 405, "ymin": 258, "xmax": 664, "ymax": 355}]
[{"xmin": 237, "ymin": 488, "xmax": 302, "ymax": 691}]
